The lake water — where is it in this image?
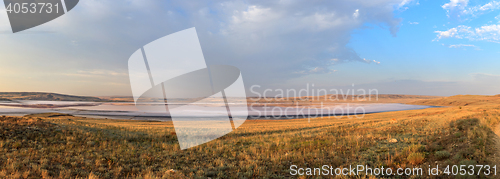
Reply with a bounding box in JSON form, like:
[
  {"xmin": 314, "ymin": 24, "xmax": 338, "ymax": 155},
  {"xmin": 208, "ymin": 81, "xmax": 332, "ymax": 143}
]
[{"xmin": 0, "ymin": 100, "xmax": 437, "ymax": 120}]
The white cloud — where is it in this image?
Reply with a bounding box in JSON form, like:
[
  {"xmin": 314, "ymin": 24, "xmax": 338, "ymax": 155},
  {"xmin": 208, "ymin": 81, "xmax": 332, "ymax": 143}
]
[
  {"xmin": 442, "ymin": 0, "xmax": 469, "ymax": 10},
  {"xmin": 442, "ymin": 0, "xmax": 500, "ymax": 20},
  {"xmin": 475, "ymin": 24, "xmax": 500, "ymax": 37},
  {"xmin": 435, "ymin": 27, "xmax": 459, "ymax": 39},
  {"xmin": 442, "ymin": 0, "xmax": 469, "ymax": 19},
  {"xmin": 448, "ymin": 44, "xmax": 480, "ymax": 50},
  {"xmin": 448, "ymin": 44, "xmax": 474, "ymax": 48},
  {"xmin": 231, "ymin": 6, "xmax": 274, "ymax": 24},
  {"xmin": 435, "ymin": 24, "xmax": 500, "ymax": 42},
  {"xmin": 478, "ymin": 1, "xmax": 500, "ymax": 11},
  {"xmin": 65, "ymin": 70, "xmax": 128, "ymax": 77},
  {"xmin": 295, "ymin": 67, "xmax": 337, "ymax": 74},
  {"xmin": 78, "ymin": 70, "xmax": 127, "ymax": 76},
  {"xmin": 361, "ymin": 58, "xmax": 381, "ymax": 64},
  {"xmin": 463, "ymin": 1, "xmax": 500, "ymax": 15},
  {"xmin": 0, "ymin": 0, "xmax": 411, "ymax": 95},
  {"xmin": 409, "ymin": 21, "xmax": 419, "ymax": 25},
  {"xmin": 353, "ymin": 9, "xmax": 360, "ymax": 18},
  {"xmin": 468, "ymin": 73, "xmax": 500, "ymax": 84},
  {"xmin": 434, "ymin": 25, "xmax": 473, "ymax": 40},
  {"xmin": 398, "ymin": 0, "xmax": 414, "ymax": 8}
]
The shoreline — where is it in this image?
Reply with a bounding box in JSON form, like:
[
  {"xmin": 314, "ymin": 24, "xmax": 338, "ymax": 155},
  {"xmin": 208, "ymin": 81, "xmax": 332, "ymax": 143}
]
[{"xmin": 0, "ymin": 103, "xmax": 440, "ymax": 120}]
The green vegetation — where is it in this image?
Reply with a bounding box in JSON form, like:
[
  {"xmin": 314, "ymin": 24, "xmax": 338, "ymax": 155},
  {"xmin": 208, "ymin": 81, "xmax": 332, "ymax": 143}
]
[{"xmin": 435, "ymin": 151, "xmax": 451, "ymax": 160}]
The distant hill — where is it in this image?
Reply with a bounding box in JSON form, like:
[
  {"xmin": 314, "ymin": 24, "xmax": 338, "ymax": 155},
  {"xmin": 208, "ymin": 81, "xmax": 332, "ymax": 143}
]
[
  {"xmin": 249, "ymin": 94, "xmax": 442, "ymax": 105},
  {"xmin": 0, "ymin": 98, "xmax": 11, "ymax": 101},
  {"xmin": 319, "ymin": 94, "xmax": 441, "ymax": 103},
  {"xmin": 0, "ymin": 92, "xmax": 111, "ymax": 102},
  {"xmin": 407, "ymin": 94, "xmax": 500, "ymax": 106}
]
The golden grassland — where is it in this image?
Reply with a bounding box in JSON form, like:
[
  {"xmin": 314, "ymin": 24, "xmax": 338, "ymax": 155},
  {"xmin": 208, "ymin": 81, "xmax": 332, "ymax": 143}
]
[
  {"xmin": 248, "ymin": 94, "xmax": 441, "ymax": 107},
  {"xmin": 0, "ymin": 95, "xmax": 499, "ymax": 178},
  {"xmin": 408, "ymin": 94, "xmax": 500, "ymax": 106}
]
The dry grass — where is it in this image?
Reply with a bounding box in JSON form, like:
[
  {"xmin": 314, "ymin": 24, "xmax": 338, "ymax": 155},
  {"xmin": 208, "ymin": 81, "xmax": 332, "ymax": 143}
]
[
  {"xmin": 0, "ymin": 95, "xmax": 499, "ymax": 178},
  {"xmin": 407, "ymin": 153, "xmax": 425, "ymax": 165},
  {"xmin": 407, "ymin": 94, "xmax": 500, "ymax": 106},
  {"xmin": 249, "ymin": 94, "xmax": 441, "ymax": 106}
]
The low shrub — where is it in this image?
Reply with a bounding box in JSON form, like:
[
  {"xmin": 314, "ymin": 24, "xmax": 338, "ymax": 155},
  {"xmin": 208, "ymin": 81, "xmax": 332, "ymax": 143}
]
[
  {"xmin": 435, "ymin": 151, "xmax": 451, "ymax": 160},
  {"xmin": 407, "ymin": 153, "xmax": 425, "ymax": 165}
]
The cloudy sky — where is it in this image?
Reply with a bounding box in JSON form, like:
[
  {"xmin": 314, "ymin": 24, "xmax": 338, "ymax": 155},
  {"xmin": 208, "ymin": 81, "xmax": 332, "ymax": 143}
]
[{"xmin": 0, "ymin": 0, "xmax": 500, "ymax": 96}]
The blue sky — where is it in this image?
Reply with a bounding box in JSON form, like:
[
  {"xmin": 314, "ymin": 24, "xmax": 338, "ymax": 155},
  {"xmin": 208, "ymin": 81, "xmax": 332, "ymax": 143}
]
[
  {"xmin": 351, "ymin": 0, "xmax": 500, "ymax": 81},
  {"xmin": 339, "ymin": 0, "xmax": 500, "ymax": 95},
  {"xmin": 0, "ymin": 0, "xmax": 500, "ymax": 96}
]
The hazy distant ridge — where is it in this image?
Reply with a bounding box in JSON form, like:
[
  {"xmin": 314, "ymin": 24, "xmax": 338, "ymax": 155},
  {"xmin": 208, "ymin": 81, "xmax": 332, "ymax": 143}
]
[
  {"xmin": 407, "ymin": 94, "xmax": 500, "ymax": 106},
  {"xmin": 0, "ymin": 92, "xmax": 107, "ymax": 102}
]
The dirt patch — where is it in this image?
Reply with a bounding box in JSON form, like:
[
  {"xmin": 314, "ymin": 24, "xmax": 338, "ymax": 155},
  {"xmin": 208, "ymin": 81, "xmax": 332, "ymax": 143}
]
[{"xmin": 24, "ymin": 113, "xmax": 73, "ymax": 118}]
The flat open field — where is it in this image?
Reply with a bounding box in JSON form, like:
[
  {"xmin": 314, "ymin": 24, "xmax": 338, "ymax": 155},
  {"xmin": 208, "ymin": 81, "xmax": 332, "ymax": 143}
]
[
  {"xmin": 248, "ymin": 94, "xmax": 441, "ymax": 107},
  {"xmin": 0, "ymin": 95, "xmax": 499, "ymax": 178}
]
